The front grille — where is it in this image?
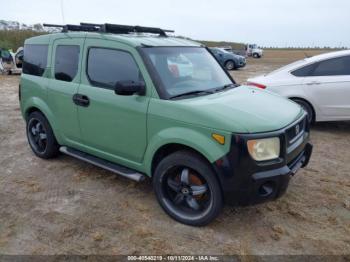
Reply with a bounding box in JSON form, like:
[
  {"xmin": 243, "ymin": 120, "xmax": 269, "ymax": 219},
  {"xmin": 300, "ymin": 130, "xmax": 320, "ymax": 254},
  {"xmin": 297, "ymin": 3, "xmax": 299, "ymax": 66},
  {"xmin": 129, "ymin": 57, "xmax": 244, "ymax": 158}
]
[
  {"xmin": 287, "ymin": 150, "xmax": 304, "ymax": 167},
  {"xmin": 286, "ymin": 117, "xmax": 305, "ymax": 145}
]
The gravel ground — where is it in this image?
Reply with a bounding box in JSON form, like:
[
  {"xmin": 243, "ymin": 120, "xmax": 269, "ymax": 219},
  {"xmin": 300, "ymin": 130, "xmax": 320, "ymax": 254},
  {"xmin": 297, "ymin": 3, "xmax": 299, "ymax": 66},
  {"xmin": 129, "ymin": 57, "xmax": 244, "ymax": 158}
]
[{"xmin": 0, "ymin": 50, "xmax": 349, "ymax": 255}]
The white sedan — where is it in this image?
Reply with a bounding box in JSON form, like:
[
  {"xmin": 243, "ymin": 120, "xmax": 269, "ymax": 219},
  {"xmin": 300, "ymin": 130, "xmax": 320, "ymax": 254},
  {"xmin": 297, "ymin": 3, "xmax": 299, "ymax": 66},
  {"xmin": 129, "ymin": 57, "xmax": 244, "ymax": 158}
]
[{"xmin": 247, "ymin": 50, "xmax": 350, "ymax": 123}]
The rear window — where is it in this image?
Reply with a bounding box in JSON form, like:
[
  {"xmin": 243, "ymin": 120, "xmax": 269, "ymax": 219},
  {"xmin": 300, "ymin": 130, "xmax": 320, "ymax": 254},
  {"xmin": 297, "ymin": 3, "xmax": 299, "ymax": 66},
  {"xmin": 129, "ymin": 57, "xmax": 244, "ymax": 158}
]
[
  {"xmin": 54, "ymin": 45, "xmax": 80, "ymax": 82},
  {"xmin": 23, "ymin": 44, "xmax": 48, "ymax": 76}
]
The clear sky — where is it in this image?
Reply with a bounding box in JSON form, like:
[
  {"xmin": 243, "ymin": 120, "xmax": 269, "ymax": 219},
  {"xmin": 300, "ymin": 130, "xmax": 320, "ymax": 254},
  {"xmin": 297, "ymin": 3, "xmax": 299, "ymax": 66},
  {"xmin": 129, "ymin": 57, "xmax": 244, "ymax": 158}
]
[{"xmin": 3, "ymin": 0, "xmax": 350, "ymax": 47}]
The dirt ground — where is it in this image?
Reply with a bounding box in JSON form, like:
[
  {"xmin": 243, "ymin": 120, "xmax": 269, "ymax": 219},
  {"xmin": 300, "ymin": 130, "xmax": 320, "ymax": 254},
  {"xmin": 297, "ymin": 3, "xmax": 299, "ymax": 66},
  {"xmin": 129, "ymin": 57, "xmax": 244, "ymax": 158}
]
[{"xmin": 0, "ymin": 50, "xmax": 349, "ymax": 255}]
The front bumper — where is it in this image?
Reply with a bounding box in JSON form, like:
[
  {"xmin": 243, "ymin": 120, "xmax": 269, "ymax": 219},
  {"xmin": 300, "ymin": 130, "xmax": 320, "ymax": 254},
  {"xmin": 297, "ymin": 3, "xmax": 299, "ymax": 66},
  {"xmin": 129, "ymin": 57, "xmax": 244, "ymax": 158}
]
[
  {"xmin": 213, "ymin": 114, "xmax": 313, "ymax": 206},
  {"xmin": 237, "ymin": 60, "xmax": 246, "ymax": 68},
  {"xmin": 247, "ymin": 142, "xmax": 312, "ymax": 205}
]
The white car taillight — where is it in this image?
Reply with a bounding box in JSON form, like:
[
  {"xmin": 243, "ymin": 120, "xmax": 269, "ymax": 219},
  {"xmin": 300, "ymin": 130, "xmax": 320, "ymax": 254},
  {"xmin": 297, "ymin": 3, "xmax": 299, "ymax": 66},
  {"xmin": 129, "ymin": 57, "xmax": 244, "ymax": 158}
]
[{"xmin": 246, "ymin": 82, "xmax": 267, "ymax": 89}]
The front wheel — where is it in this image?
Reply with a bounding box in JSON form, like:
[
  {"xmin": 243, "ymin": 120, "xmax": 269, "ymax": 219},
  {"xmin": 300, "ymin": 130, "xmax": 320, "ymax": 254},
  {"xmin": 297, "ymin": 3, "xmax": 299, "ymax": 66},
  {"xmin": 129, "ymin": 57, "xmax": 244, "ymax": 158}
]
[
  {"xmin": 153, "ymin": 151, "xmax": 223, "ymax": 226},
  {"xmin": 225, "ymin": 60, "xmax": 236, "ymax": 70}
]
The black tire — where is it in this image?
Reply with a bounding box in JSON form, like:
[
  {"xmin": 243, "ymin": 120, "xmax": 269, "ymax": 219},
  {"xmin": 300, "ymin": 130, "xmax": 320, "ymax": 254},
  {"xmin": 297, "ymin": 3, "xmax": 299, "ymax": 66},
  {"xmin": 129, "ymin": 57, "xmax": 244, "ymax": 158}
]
[
  {"xmin": 26, "ymin": 111, "xmax": 59, "ymax": 159},
  {"xmin": 225, "ymin": 60, "xmax": 236, "ymax": 70},
  {"xmin": 153, "ymin": 150, "xmax": 223, "ymax": 226},
  {"xmin": 292, "ymin": 99, "xmax": 314, "ymax": 124},
  {"xmin": 253, "ymin": 53, "xmax": 260, "ymax": 58}
]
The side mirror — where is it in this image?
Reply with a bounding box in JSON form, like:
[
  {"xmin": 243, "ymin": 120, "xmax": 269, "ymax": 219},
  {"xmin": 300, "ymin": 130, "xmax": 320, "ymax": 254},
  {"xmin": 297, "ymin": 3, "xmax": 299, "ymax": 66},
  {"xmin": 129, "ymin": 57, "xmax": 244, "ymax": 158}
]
[{"xmin": 114, "ymin": 80, "xmax": 146, "ymax": 96}]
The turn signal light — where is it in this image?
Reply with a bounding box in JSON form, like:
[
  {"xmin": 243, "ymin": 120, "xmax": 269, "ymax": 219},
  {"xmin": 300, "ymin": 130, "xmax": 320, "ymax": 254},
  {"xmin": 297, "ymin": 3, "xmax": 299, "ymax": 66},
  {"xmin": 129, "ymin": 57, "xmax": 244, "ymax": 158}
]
[{"xmin": 212, "ymin": 134, "xmax": 225, "ymax": 145}]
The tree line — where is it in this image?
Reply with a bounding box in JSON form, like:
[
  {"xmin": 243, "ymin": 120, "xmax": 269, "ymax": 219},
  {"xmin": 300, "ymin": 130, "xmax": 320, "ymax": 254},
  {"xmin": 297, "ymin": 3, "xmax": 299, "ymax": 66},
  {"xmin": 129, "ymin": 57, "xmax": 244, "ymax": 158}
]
[
  {"xmin": 0, "ymin": 30, "xmax": 347, "ymax": 52},
  {"xmin": 0, "ymin": 30, "xmax": 45, "ymax": 51}
]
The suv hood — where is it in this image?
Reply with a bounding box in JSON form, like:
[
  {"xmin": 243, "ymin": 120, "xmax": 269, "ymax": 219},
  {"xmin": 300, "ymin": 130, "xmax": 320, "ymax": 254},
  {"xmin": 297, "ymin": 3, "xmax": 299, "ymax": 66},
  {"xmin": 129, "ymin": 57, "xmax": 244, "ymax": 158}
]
[
  {"xmin": 225, "ymin": 53, "xmax": 241, "ymax": 60},
  {"xmin": 151, "ymin": 86, "xmax": 303, "ymax": 133}
]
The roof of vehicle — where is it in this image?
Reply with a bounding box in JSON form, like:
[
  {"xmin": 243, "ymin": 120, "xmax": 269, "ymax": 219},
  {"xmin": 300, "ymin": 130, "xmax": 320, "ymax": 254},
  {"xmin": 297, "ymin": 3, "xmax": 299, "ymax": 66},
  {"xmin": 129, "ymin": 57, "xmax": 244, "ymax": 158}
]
[
  {"xmin": 303, "ymin": 49, "xmax": 350, "ymax": 63},
  {"xmin": 25, "ymin": 32, "xmax": 202, "ymax": 48},
  {"xmin": 209, "ymin": 47, "xmax": 225, "ymax": 52},
  {"xmin": 266, "ymin": 49, "xmax": 350, "ymax": 75}
]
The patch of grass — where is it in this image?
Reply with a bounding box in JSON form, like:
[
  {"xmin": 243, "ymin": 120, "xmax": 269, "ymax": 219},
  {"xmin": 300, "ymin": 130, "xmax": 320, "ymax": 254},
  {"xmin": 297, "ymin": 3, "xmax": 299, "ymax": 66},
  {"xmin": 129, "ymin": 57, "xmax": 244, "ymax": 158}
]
[{"xmin": 0, "ymin": 30, "xmax": 47, "ymax": 51}]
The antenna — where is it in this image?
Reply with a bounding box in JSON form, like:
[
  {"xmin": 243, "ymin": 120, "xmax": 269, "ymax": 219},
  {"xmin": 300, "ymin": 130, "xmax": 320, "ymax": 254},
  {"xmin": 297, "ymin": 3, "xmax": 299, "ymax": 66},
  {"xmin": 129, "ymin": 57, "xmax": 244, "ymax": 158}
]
[{"xmin": 60, "ymin": 0, "xmax": 65, "ymax": 24}]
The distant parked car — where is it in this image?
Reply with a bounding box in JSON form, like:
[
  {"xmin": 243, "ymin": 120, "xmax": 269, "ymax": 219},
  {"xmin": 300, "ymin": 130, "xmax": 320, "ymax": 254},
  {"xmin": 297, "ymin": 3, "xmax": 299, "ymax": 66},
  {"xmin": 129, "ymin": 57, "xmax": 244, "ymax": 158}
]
[
  {"xmin": 209, "ymin": 47, "xmax": 246, "ymax": 70},
  {"xmin": 247, "ymin": 50, "xmax": 350, "ymax": 123},
  {"xmin": 0, "ymin": 47, "xmax": 22, "ymax": 74},
  {"xmin": 0, "ymin": 48, "xmax": 14, "ymax": 74},
  {"xmin": 14, "ymin": 47, "xmax": 24, "ymax": 68},
  {"xmin": 217, "ymin": 46, "xmax": 246, "ymax": 57}
]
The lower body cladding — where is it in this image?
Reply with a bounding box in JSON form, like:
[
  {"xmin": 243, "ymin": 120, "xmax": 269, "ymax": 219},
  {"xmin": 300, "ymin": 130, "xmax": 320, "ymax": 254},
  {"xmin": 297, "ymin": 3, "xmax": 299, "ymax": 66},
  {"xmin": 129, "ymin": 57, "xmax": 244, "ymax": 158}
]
[{"xmin": 213, "ymin": 125, "xmax": 313, "ymax": 206}]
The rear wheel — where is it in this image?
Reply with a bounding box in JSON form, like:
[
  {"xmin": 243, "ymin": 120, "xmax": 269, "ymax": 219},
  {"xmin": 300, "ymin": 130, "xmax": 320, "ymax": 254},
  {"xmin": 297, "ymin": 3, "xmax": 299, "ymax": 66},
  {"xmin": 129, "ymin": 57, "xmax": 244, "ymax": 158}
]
[
  {"xmin": 292, "ymin": 99, "xmax": 314, "ymax": 124},
  {"xmin": 26, "ymin": 111, "xmax": 59, "ymax": 159},
  {"xmin": 153, "ymin": 151, "xmax": 223, "ymax": 226}
]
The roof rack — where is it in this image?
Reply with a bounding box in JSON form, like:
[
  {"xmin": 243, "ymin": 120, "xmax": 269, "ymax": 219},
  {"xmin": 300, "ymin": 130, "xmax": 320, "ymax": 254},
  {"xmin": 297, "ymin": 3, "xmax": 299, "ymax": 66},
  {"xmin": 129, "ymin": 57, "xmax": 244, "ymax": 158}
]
[
  {"xmin": 43, "ymin": 24, "xmax": 100, "ymax": 33},
  {"xmin": 43, "ymin": 23, "xmax": 174, "ymax": 36}
]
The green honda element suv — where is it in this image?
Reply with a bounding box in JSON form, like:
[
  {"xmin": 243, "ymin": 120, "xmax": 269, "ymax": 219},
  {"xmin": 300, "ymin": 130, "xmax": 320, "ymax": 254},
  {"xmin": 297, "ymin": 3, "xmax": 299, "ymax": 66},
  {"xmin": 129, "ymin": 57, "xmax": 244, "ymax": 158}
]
[{"xmin": 19, "ymin": 23, "xmax": 313, "ymax": 226}]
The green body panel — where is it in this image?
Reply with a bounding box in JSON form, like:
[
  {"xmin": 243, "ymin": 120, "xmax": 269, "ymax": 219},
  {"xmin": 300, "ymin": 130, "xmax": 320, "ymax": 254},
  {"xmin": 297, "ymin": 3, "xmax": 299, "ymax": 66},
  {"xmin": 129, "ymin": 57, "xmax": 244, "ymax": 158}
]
[
  {"xmin": 143, "ymin": 108, "xmax": 232, "ymax": 174},
  {"xmin": 156, "ymin": 86, "xmax": 303, "ymax": 133},
  {"xmin": 47, "ymin": 36, "xmax": 85, "ymax": 146},
  {"xmin": 20, "ymin": 32, "xmax": 303, "ymax": 177},
  {"xmin": 75, "ymin": 37, "xmax": 152, "ymax": 169},
  {"xmin": 21, "ymin": 93, "xmax": 65, "ymax": 142}
]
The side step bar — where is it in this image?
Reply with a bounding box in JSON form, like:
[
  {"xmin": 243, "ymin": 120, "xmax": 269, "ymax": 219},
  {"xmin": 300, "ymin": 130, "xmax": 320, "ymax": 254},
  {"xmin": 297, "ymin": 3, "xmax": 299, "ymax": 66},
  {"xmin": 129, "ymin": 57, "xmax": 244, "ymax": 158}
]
[{"xmin": 59, "ymin": 146, "xmax": 145, "ymax": 182}]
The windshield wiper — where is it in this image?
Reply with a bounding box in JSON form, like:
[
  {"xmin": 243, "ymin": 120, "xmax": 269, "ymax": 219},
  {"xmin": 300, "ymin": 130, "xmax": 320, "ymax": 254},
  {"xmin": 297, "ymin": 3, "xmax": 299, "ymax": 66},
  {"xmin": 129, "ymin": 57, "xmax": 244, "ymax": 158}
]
[
  {"xmin": 169, "ymin": 83, "xmax": 238, "ymax": 100},
  {"xmin": 169, "ymin": 90, "xmax": 214, "ymax": 100},
  {"xmin": 213, "ymin": 83, "xmax": 238, "ymax": 93}
]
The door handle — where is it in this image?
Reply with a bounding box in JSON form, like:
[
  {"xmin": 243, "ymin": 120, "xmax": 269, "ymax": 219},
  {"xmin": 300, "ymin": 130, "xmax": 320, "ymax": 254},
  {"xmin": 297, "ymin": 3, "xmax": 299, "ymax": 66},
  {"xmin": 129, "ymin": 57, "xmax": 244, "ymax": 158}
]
[
  {"xmin": 306, "ymin": 81, "xmax": 321, "ymax": 85},
  {"xmin": 73, "ymin": 94, "xmax": 90, "ymax": 107}
]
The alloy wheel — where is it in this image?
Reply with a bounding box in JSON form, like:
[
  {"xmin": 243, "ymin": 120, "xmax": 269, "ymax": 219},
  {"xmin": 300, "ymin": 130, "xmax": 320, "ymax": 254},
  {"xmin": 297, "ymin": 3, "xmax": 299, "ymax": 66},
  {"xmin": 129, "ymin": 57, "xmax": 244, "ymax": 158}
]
[
  {"xmin": 27, "ymin": 118, "xmax": 48, "ymax": 154},
  {"xmin": 225, "ymin": 61, "xmax": 234, "ymax": 70},
  {"xmin": 163, "ymin": 167, "xmax": 211, "ymax": 214}
]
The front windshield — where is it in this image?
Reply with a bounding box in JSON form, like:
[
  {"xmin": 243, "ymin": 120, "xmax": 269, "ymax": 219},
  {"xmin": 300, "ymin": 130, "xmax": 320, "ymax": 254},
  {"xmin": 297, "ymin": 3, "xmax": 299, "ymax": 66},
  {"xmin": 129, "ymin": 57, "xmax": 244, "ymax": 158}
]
[{"xmin": 142, "ymin": 47, "xmax": 234, "ymax": 98}]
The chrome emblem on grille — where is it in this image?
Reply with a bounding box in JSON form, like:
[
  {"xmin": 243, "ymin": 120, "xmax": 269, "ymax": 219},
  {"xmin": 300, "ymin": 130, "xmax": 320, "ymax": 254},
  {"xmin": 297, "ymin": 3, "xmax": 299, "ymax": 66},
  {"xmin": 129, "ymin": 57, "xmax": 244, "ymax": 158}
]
[{"xmin": 295, "ymin": 124, "xmax": 300, "ymax": 135}]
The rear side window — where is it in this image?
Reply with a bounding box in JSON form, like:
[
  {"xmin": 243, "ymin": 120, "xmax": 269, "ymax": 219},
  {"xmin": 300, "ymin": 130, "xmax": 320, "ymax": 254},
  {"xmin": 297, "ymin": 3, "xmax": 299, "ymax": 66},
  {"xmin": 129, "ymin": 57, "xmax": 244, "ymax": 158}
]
[
  {"xmin": 291, "ymin": 63, "xmax": 316, "ymax": 77},
  {"xmin": 23, "ymin": 44, "xmax": 48, "ymax": 76},
  {"xmin": 292, "ymin": 55, "xmax": 350, "ymax": 77},
  {"xmin": 311, "ymin": 56, "xmax": 350, "ymax": 76},
  {"xmin": 55, "ymin": 45, "xmax": 80, "ymax": 82},
  {"xmin": 87, "ymin": 48, "xmax": 142, "ymax": 89}
]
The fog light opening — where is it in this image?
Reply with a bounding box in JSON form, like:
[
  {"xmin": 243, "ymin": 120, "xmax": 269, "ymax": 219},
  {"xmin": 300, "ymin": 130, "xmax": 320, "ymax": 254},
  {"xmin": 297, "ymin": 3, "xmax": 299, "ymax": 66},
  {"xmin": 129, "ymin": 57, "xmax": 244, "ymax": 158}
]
[{"xmin": 259, "ymin": 181, "xmax": 275, "ymax": 197}]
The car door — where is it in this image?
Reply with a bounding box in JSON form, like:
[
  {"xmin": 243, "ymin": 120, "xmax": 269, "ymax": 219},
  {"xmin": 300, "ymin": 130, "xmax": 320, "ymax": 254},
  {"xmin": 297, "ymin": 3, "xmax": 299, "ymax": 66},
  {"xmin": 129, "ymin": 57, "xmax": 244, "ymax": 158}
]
[
  {"xmin": 302, "ymin": 55, "xmax": 350, "ymax": 119},
  {"xmin": 76, "ymin": 38, "xmax": 150, "ymax": 166},
  {"xmin": 47, "ymin": 37, "xmax": 84, "ymax": 145}
]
